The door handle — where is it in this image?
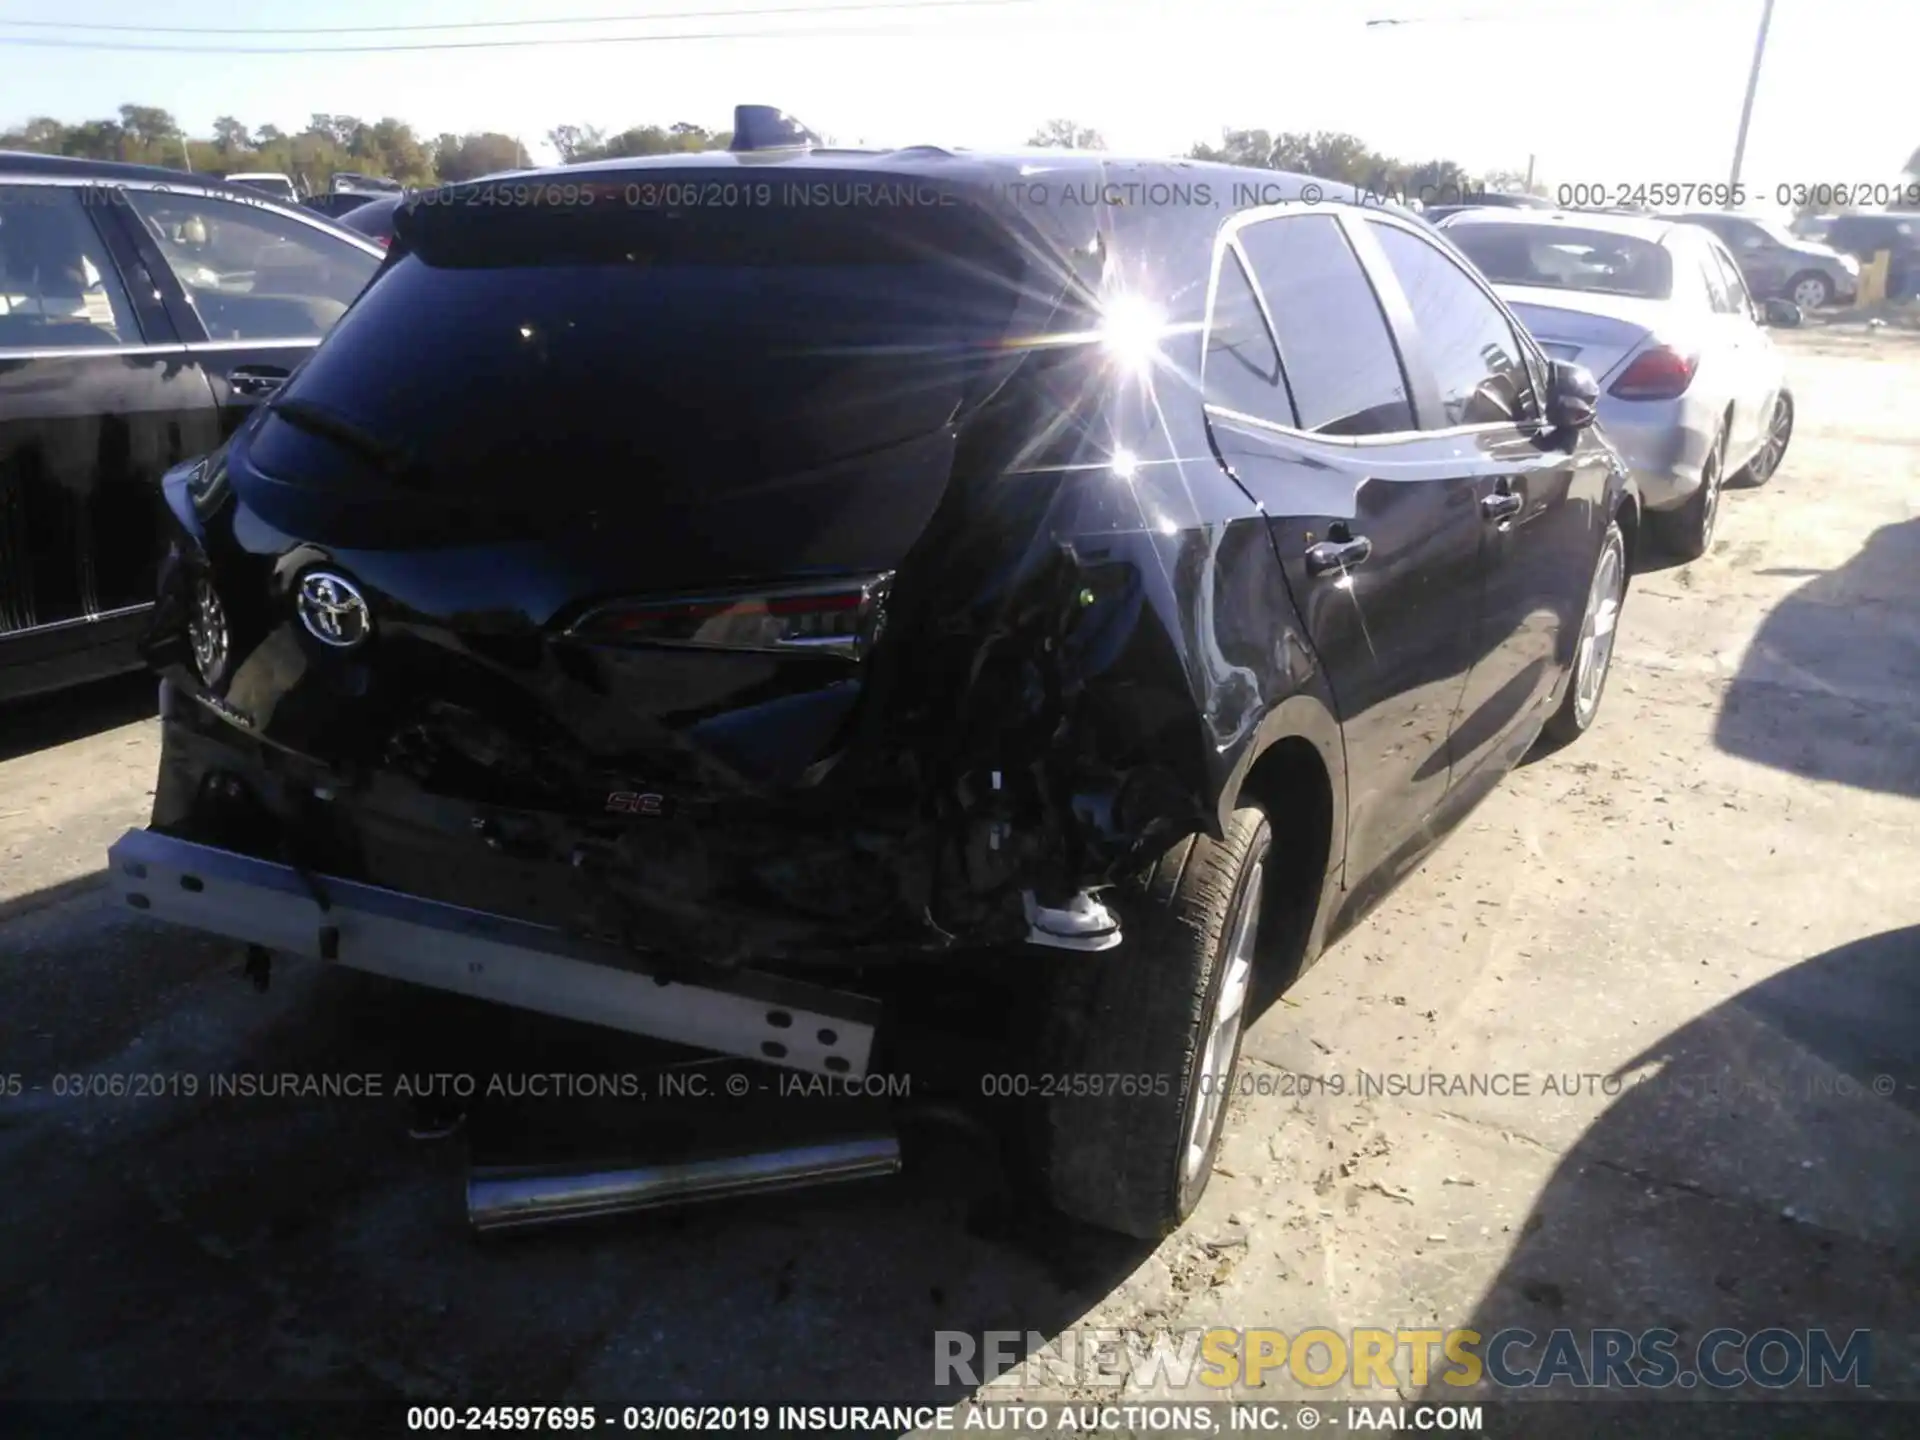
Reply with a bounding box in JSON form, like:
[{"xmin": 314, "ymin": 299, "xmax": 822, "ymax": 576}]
[
  {"xmin": 229, "ymin": 366, "xmax": 289, "ymax": 398},
  {"xmin": 1304, "ymin": 534, "xmax": 1373, "ymax": 576},
  {"xmin": 1481, "ymin": 490, "xmax": 1523, "ymax": 521}
]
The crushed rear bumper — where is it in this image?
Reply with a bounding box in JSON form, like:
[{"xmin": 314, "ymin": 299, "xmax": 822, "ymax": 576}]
[{"xmin": 106, "ymin": 827, "xmax": 880, "ymax": 1078}]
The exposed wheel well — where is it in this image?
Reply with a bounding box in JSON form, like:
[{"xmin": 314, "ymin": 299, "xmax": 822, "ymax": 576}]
[{"xmin": 1234, "ymin": 736, "xmax": 1334, "ymax": 1000}]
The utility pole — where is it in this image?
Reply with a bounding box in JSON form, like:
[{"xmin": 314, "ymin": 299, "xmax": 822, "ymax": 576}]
[
  {"xmin": 1727, "ymin": 0, "xmax": 1776, "ymax": 197},
  {"xmin": 1525, "ymin": 153, "xmax": 1535, "ymax": 193}
]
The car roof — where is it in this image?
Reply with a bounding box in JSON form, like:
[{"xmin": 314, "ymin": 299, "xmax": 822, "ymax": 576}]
[
  {"xmin": 0, "ymin": 149, "xmax": 303, "ymax": 207},
  {"xmin": 1440, "ymin": 207, "xmax": 1678, "ymax": 244}
]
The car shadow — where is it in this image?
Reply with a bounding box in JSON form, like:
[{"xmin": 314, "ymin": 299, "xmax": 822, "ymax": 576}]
[
  {"xmin": 1420, "ymin": 925, "xmax": 1920, "ymax": 1425},
  {"xmin": 0, "ymin": 892, "xmax": 1150, "ymax": 1407},
  {"xmin": 1711, "ymin": 518, "xmax": 1920, "ymax": 798},
  {"xmin": 0, "ymin": 670, "xmax": 156, "ymax": 765}
]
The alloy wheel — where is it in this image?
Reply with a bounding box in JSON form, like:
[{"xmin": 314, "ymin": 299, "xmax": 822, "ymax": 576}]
[
  {"xmin": 1698, "ymin": 444, "xmax": 1723, "ymax": 551},
  {"xmin": 1791, "ymin": 276, "xmax": 1830, "ymax": 310},
  {"xmin": 1748, "ymin": 396, "xmax": 1793, "ymax": 484},
  {"xmin": 1573, "ymin": 532, "xmax": 1625, "ymax": 729},
  {"xmin": 1181, "ymin": 859, "xmax": 1263, "ymax": 1191},
  {"xmin": 188, "ymin": 576, "xmax": 230, "ymax": 686}
]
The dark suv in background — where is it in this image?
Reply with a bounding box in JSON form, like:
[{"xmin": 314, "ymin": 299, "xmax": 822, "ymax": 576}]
[
  {"xmin": 113, "ymin": 117, "xmax": 1634, "ymax": 1238},
  {"xmin": 1821, "ymin": 212, "xmax": 1920, "ymax": 299},
  {"xmin": 1669, "ymin": 210, "xmax": 1860, "ymax": 309}
]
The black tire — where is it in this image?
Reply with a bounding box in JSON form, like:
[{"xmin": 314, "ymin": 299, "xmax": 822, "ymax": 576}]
[
  {"xmin": 1734, "ymin": 392, "xmax": 1793, "ymax": 488},
  {"xmin": 1650, "ymin": 428, "xmax": 1724, "ymax": 560},
  {"xmin": 1031, "ymin": 807, "xmax": 1271, "ymax": 1238},
  {"xmin": 1542, "ymin": 520, "xmax": 1628, "ymax": 747},
  {"xmin": 1785, "ymin": 271, "xmax": 1833, "ymax": 311}
]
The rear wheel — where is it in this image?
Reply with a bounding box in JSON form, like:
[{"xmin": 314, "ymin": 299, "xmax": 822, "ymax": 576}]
[
  {"xmin": 1542, "ymin": 520, "xmax": 1627, "ymax": 747},
  {"xmin": 1031, "ymin": 808, "xmax": 1270, "ymax": 1238},
  {"xmin": 1651, "ymin": 428, "xmax": 1724, "ymax": 560},
  {"xmin": 1735, "ymin": 392, "xmax": 1793, "ymax": 487},
  {"xmin": 1787, "ymin": 272, "xmax": 1833, "ymax": 310}
]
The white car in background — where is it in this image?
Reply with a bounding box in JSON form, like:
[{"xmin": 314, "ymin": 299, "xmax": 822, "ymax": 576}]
[
  {"xmin": 1439, "ymin": 209, "xmax": 1796, "ymax": 559},
  {"xmin": 222, "ymin": 171, "xmax": 301, "ymax": 205}
]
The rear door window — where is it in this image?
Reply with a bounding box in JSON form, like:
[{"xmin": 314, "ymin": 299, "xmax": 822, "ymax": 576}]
[
  {"xmin": 0, "ymin": 186, "xmax": 141, "ymax": 349},
  {"xmin": 1368, "ymin": 220, "xmax": 1538, "ymax": 428},
  {"xmin": 1235, "ymin": 214, "xmax": 1414, "ymax": 437},
  {"xmin": 124, "ymin": 190, "xmax": 378, "ymax": 340}
]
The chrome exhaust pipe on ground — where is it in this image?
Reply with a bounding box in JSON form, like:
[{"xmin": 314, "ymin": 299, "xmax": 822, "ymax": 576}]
[{"xmin": 467, "ymin": 1134, "xmax": 902, "ymax": 1233}]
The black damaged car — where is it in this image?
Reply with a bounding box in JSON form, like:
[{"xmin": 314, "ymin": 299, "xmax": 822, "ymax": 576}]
[{"xmin": 114, "ymin": 109, "xmax": 1636, "ymax": 1238}]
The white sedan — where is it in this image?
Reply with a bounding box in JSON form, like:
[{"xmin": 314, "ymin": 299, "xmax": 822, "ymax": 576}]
[{"xmin": 1438, "ymin": 209, "xmax": 1796, "ymax": 559}]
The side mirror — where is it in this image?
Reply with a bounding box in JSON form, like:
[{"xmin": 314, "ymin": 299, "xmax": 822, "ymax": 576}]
[
  {"xmin": 1761, "ymin": 297, "xmax": 1803, "ymax": 328},
  {"xmin": 1546, "ymin": 359, "xmax": 1599, "ymax": 430}
]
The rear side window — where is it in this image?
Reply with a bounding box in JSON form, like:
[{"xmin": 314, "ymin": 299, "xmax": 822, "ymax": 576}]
[
  {"xmin": 1447, "ymin": 222, "xmax": 1674, "ymax": 301},
  {"xmin": 1693, "ymin": 236, "xmax": 1737, "ymax": 313},
  {"xmin": 1707, "ymin": 243, "xmax": 1752, "ymax": 311},
  {"xmin": 1203, "ymin": 248, "xmax": 1292, "ymax": 426},
  {"xmin": 1369, "ymin": 221, "xmax": 1537, "ymax": 428},
  {"xmin": 1235, "ymin": 214, "xmax": 1413, "ymax": 437}
]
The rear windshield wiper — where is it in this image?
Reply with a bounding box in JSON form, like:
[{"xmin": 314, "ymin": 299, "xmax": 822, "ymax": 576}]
[{"xmin": 268, "ymin": 397, "xmax": 422, "ymax": 484}]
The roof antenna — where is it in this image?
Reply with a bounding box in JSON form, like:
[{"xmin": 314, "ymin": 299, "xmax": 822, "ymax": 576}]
[{"xmin": 729, "ymin": 105, "xmax": 823, "ymax": 153}]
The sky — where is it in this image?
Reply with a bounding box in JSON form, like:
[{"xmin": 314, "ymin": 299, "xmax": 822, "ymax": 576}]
[{"xmin": 1, "ymin": 0, "xmax": 1914, "ymax": 213}]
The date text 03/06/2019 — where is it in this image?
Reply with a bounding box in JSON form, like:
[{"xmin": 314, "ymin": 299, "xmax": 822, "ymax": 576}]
[{"xmin": 404, "ymin": 1403, "xmax": 1485, "ymax": 1433}]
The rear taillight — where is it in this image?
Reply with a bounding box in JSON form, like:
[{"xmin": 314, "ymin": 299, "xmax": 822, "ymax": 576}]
[
  {"xmin": 566, "ymin": 574, "xmax": 891, "ymax": 660},
  {"xmin": 374, "ymin": 235, "xmax": 391, "ymax": 249},
  {"xmin": 1608, "ymin": 345, "xmax": 1697, "ymax": 400}
]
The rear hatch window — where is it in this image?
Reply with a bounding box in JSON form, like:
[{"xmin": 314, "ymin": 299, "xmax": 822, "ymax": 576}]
[
  {"xmin": 1448, "ymin": 223, "xmax": 1674, "ymax": 301},
  {"xmin": 249, "ymin": 174, "xmax": 1051, "ymax": 501}
]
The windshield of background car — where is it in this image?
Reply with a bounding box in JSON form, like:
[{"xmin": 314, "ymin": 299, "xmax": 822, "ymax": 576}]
[
  {"xmin": 250, "ymin": 179, "xmax": 1057, "ymax": 498},
  {"xmin": 1447, "ymin": 223, "xmax": 1674, "ymax": 300}
]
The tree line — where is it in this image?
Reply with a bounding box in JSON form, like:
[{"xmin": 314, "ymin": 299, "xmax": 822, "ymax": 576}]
[
  {"xmin": 1027, "ymin": 118, "xmax": 1543, "ymax": 199},
  {"xmin": 2, "ymin": 103, "xmax": 1541, "ymax": 198},
  {"xmin": 0, "ymin": 106, "xmax": 737, "ymax": 190}
]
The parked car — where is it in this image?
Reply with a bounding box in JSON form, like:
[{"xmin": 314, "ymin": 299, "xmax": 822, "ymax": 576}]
[
  {"xmin": 0, "ymin": 153, "xmax": 385, "ymax": 702},
  {"xmin": 1667, "ymin": 210, "xmax": 1858, "ymax": 310},
  {"xmin": 1819, "ymin": 211, "xmax": 1920, "ymax": 299},
  {"xmin": 329, "ymin": 171, "xmax": 403, "ymax": 197},
  {"xmin": 1791, "ymin": 212, "xmax": 1838, "ymax": 244},
  {"xmin": 222, "ymin": 172, "xmax": 300, "ymax": 205},
  {"xmin": 119, "ymin": 126, "xmax": 1634, "ymax": 1240},
  {"xmin": 303, "ymin": 191, "xmax": 379, "ymax": 220},
  {"xmin": 1425, "ymin": 194, "xmax": 1552, "ymax": 224},
  {"xmin": 1441, "ymin": 208, "xmax": 1795, "ymax": 559},
  {"xmin": 338, "ymin": 193, "xmax": 403, "ymax": 248}
]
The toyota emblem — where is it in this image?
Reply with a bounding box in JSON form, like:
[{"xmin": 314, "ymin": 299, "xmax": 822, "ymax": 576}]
[{"xmin": 296, "ymin": 570, "xmax": 372, "ymax": 649}]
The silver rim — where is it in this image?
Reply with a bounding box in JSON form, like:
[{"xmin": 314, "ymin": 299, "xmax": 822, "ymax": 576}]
[
  {"xmin": 1750, "ymin": 397, "xmax": 1791, "ymax": 482},
  {"xmin": 188, "ymin": 576, "xmax": 229, "ymax": 684},
  {"xmin": 1698, "ymin": 444, "xmax": 1722, "ymax": 550},
  {"xmin": 1791, "ymin": 277, "xmax": 1827, "ymax": 309},
  {"xmin": 1573, "ymin": 534, "xmax": 1624, "ymax": 728},
  {"xmin": 1182, "ymin": 858, "xmax": 1262, "ymax": 1190}
]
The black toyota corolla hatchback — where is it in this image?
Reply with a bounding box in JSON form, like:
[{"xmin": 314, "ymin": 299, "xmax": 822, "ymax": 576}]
[{"xmin": 120, "ymin": 111, "xmax": 1635, "ymax": 1238}]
